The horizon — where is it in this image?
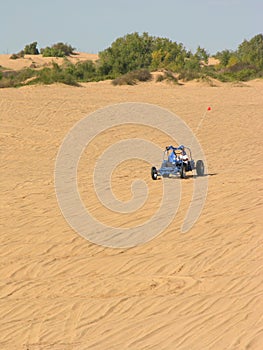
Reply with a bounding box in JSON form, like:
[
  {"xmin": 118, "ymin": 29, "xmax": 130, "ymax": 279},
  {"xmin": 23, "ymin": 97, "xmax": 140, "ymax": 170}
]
[
  {"xmin": 0, "ymin": 32, "xmax": 262, "ymax": 57},
  {"xmin": 1, "ymin": 33, "xmax": 261, "ymax": 57},
  {"xmin": 1, "ymin": 0, "xmax": 262, "ymax": 55}
]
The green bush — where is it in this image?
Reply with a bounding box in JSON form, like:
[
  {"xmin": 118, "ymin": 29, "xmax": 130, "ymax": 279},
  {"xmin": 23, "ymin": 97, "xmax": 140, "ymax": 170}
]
[
  {"xmin": 178, "ymin": 69, "xmax": 200, "ymax": 81},
  {"xmin": 156, "ymin": 74, "xmax": 165, "ymax": 82},
  {"xmin": 163, "ymin": 70, "xmax": 179, "ymax": 83},
  {"xmin": 112, "ymin": 69, "xmax": 152, "ymax": 85},
  {"xmin": 74, "ymin": 60, "xmax": 97, "ymax": 81},
  {"xmin": 10, "ymin": 51, "xmax": 24, "ymax": 59},
  {"xmin": 112, "ymin": 73, "xmax": 136, "ymax": 86},
  {"xmin": 215, "ymin": 49, "xmax": 232, "ymax": 67},
  {"xmin": 198, "ymin": 75, "xmax": 216, "ymax": 86},
  {"xmin": 24, "ymin": 42, "xmax": 39, "ymax": 55},
  {"xmin": 2, "ymin": 33, "xmax": 263, "ymax": 89},
  {"xmin": 238, "ymin": 34, "xmax": 263, "ymax": 68},
  {"xmin": 60, "ymin": 59, "xmax": 100, "ymax": 82},
  {"xmin": 150, "ymin": 39, "xmax": 189, "ymax": 71},
  {"xmin": 35, "ymin": 62, "xmax": 79, "ymax": 86},
  {"xmin": 195, "ymin": 46, "xmax": 209, "ymax": 64},
  {"xmin": 155, "ymin": 70, "xmax": 179, "ymax": 84},
  {"xmin": 99, "ymin": 32, "xmax": 189, "ymax": 76},
  {"xmin": 213, "ymin": 61, "xmax": 260, "ymax": 82},
  {"xmin": 215, "ymin": 34, "xmax": 263, "ymax": 77},
  {"xmin": 135, "ymin": 69, "xmax": 152, "ymax": 81},
  {"xmin": 235, "ymin": 68, "xmax": 257, "ymax": 81},
  {"xmin": 41, "ymin": 42, "xmax": 75, "ymax": 57},
  {"xmin": 0, "ymin": 68, "xmax": 36, "ymax": 88},
  {"xmin": 99, "ymin": 32, "xmax": 154, "ymax": 75}
]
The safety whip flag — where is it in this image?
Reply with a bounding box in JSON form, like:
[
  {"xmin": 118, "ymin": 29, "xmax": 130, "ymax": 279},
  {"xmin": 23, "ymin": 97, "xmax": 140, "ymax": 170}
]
[{"xmin": 194, "ymin": 106, "xmax": 212, "ymax": 137}]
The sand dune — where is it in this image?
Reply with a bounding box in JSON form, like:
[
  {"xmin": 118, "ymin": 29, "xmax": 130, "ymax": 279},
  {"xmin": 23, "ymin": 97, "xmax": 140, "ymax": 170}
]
[
  {"xmin": 0, "ymin": 78, "xmax": 262, "ymax": 349},
  {"xmin": 0, "ymin": 52, "xmax": 98, "ymax": 71}
]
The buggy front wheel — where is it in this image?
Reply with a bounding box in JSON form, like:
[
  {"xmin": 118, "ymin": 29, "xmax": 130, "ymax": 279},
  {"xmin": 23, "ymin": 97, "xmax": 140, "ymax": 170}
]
[
  {"xmin": 151, "ymin": 166, "xmax": 158, "ymax": 180},
  {"xmin": 196, "ymin": 160, "xmax": 205, "ymax": 176}
]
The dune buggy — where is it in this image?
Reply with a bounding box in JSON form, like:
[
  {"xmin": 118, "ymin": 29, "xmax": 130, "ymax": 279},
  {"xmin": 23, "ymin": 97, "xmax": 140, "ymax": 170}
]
[{"xmin": 151, "ymin": 146, "xmax": 204, "ymax": 180}]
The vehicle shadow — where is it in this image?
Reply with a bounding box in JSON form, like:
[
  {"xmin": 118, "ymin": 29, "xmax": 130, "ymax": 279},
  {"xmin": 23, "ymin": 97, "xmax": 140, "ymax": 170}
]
[
  {"xmin": 165, "ymin": 173, "xmax": 218, "ymax": 179},
  {"xmin": 188, "ymin": 173, "xmax": 218, "ymax": 178}
]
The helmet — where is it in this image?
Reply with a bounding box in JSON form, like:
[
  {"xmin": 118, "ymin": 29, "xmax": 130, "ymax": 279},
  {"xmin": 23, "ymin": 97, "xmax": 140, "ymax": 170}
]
[{"xmin": 178, "ymin": 144, "xmax": 185, "ymax": 150}]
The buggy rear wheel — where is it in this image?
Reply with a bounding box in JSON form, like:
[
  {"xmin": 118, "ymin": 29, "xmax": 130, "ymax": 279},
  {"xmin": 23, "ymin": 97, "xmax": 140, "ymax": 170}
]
[
  {"xmin": 196, "ymin": 160, "xmax": 204, "ymax": 176},
  {"xmin": 180, "ymin": 164, "xmax": 187, "ymax": 179},
  {"xmin": 151, "ymin": 166, "xmax": 158, "ymax": 180}
]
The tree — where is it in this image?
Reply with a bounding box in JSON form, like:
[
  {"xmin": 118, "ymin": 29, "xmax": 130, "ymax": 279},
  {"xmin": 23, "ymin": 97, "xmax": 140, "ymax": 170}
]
[
  {"xmin": 150, "ymin": 38, "xmax": 188, "ymax": 70},
  {"xmin": 237, "ymin": 34, "xmax": 263, "ymax": 68},
  {"xmin": 74, "ymin": 60, "xmax": 96, "ymax": 81},
  {"xmin": 98, "ymin": 32, "xmax": 154, "ymax": 75},
  {"xmin": 24, "ymin": 42, "xmax": 39, "ymax": 55},
  {"xmin": 215, "ymin": 49, "xmax": 232, "ymax": 67},
  {"xmin": 195, "ymin": 46, "xmax": 209, "ymax": 64},
  {"xmin": 98, "ymin": 32, "xmax": 189, "ymax": 75}
]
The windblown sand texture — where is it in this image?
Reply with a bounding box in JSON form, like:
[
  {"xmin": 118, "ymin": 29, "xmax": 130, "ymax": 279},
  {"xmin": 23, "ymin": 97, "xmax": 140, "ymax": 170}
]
[
  {"xmin": 1, "ymin": 55, "xmax": 262, "ymax": 349},
  {"xmin": 0, "ymin": 53, "xmax": 98, "ymax": 70}
]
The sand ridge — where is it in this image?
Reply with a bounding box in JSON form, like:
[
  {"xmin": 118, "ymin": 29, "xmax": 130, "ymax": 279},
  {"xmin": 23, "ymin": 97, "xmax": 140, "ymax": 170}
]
[
  {"xmin": 0, "ymin": 52, "xmax": 99, "ymax": 71},
  {"xmin": 0, "ymin": 78, "xmax": 262, "ymax": 349}
]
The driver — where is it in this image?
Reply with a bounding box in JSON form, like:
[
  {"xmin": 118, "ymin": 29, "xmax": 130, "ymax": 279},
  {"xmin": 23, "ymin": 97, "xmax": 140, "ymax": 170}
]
[
  {"xmin": 178, "ymin": 145, "xmax": 187, "ymax": 156},
  {"xmin": 166, "ymin": 145, "xmax": 187, "ymax": 164}
]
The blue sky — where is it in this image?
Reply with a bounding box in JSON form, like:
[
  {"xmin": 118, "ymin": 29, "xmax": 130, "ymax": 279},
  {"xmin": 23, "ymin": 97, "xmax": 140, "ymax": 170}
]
[{"xmin": 1, "ymin": 0, "xmax": 262, "ymax": 55}]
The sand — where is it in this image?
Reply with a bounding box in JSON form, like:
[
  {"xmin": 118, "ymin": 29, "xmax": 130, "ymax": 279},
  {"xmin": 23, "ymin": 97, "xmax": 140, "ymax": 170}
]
[
  {"xmin": 0, "ymin": 52, "xmax": 98, "ymax": 71},
  {"xmin": 0, "ymin": 70, "xmax": 262, "ymax": 349}
]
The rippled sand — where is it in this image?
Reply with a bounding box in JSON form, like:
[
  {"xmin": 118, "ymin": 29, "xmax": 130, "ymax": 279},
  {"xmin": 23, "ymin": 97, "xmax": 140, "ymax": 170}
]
[{"xmin": 1, "ymin": 77, "xmax": 262, "ymax": 349}]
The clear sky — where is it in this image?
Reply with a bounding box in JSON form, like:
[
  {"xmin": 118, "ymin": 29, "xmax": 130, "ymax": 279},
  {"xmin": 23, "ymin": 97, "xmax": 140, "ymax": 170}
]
[{"xmin": 1, "ymin": 0, "xmax": 262, "ymax": 55}]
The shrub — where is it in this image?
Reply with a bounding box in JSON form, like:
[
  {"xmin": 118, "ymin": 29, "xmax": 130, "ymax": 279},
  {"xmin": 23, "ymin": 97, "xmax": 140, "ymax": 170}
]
[
  {"xmin": 99, "ymin": 32, "xmax": 189, "ymax": 75},
  {"xmin": 112, "ymin": 73, "xmax": 136, "ymax": 86},
  {"xmin": 195, "ymin": 46, "xmax": 209, "ymax": 64},
  {"xmin": 10, "ymin": 51, "xmax": 24, "ymax": 59},
  {"xmin": 163, "ymin": 70, "xmax": 178, "ymax": 83},
  {"xmin": 10, "ymin": 54, "xmax": 19, "ymax": 60},
  {"xmin": 99, "ymin": 32, "xmax": 154, "ymax": 75},
  {"xmin": 35, "ymin": 63, "xmax": 79, "ymax": 86},
  {"xmin": 227, "ymin": 55, "xmax": 239, "ymax": 68},
  {"xmin": 178, "ymin": 70, "xmax": 200, "ymax": 81},
  {"xmin": 112, "ymin": 69, "xmax": 152, "ymax": 85},
  {"xmin": 150, "ymin": 40, "xmax": 188, "ymax": 71},
  {"xmin": 156, "ymin": 74, "xmax": 165, "ymax": 82},
  {"xmin": 2, "ymin": 33, "xmax": 263, "ymax": 88},
  {"xmin": 236, "ymin": 68, "xmax": 257, "ymax": 81},
  {"xmin": 212, "ymin": 61, "xmax": 260, "ymax": 82},
  {"xmin": 74, "ymin": 60, "xmax": 97, "ymax": 81},
  {"xmin": 0, "ymin": 68, "xmax": 36, "ymax": 88},
  {"xmin": 155, "ymin": 70, "xmax": 179, "ymax": 84},
  {"xmin": 215, "ymin": 49, "xmax": 232, "ymax": 67},
  {"xmin": 198, "ymin": 75, "xmax": 216, "ymax": 86},
  {"xmin": 24, "ymin": 42, "xmax": 39, "ymax": 55},
  {"xmin": 41, "ymin": 42, "xmax": 75, "ymax": 57},
  {"xmin": 135, "ymin": 69, "xmax": 152, "ymax": 81},
  {"xmin": 237, "ymin": 34, "xmax": 263, "ymax": 68}
]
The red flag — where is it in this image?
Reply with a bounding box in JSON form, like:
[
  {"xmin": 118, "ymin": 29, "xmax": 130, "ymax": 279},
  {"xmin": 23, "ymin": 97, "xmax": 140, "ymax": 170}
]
[{"xmin": 207, "ymin": 106, "xmax": 211, "ymax": 111}]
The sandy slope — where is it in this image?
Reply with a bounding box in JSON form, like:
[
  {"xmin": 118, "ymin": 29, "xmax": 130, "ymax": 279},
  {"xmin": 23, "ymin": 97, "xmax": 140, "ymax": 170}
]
[
  {"xmin": 0, "ymin": 52, "xmax": 98, "ymax": 71},
  {"xmin": 0, "ymin": 78, "xmax": 262, "ymax": 349}
]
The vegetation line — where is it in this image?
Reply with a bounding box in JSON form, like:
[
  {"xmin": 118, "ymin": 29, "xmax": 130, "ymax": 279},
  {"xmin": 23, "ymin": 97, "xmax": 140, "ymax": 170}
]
[{"xmin": 0, "ymin": 33, "xmax": 262, "ymax": 88}]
